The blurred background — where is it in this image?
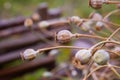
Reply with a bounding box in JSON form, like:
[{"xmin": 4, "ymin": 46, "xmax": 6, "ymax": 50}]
[
  {"xmin": 0, "ymin": 0, "xmax": 119, "ymax": 80},
  {"xmin": 0, "ymin": 0, "xmax": 118, "ymax": 18}
]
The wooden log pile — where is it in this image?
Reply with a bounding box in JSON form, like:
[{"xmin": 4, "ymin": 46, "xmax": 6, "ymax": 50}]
[{"xmin": 0, "ymin": 2, "xmax": 70, "ymax": 80}]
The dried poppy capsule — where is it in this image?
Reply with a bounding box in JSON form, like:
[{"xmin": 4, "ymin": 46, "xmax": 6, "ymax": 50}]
[
  {"xmin": 80, "ymin": 21, "xmax": 92, "ymax": 31},
  {"xmin": 89, "ymin": 0, "xmax": 105, "ymax": 9},
  {"xmin": 93, "ymin": 49, "xmax": 110, "ymax": 65},
  {"xmin": 24, "ymin": 18, "xmax": 33, "ymax": 28},
  {"xmin": 75, "ymin": 49, "xmax": 92, "ymax": 64},
  {"xmin": 90, "ymin": 13, "xmax": 103, "ymax": 20},
  {"xmin": 70, "ymin": 16, "xmax": 81, "ymax": 23},
  {"xmin": 31, "ymin": 13, "xmax": 40, "ymax": 21},
  {"xmin": 57, "ymin": 30, "xmax": 73, "ymax": 43},
  {"xmin": 22, "ymin": 49, "xmax": 37, "ymax": 60},
  {"xmin": 38, "ymin": 21, "xmax": 50, "ymax": 28},
  {"xmin": 42, "ymin": 71, "xmax": 53, "ymax": 77},
  {"xmin": 49, "ymin": 49, "xmax": 59, "ymax": 57},
  {"xmin": 95, "ymin": 21, "xmax": 103, "ymax": 31}
]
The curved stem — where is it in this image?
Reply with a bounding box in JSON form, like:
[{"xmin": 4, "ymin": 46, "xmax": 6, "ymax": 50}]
[
  {"xmin": 106, "ymin": 1, "xmax": 120, "ymax": 4},
  {"xmin": 72, "ymin": 33, "xmax": 107, "ymax": 40},
  {"xmin": 102, "ymin": 9, "xmax": 120, "ymax": 40},
  {"xmin": 107, "ymin": 28, "xmax": 120, "ymax": 40},
  {"xmin": 90, "ymin": 27, "xmax": 120, "ymax": 52},
  {"xmin": 91, "ymin": 70, "xmax": 99, "ymax": 80},
  {"xmin": 106, "ymin": 50, "xmax": 120, "ymax": 57},
  {"xmin": 103, "ymin": 9, "xmax": 120, "ymax": 20},
  {"xmin": 113, "ymin": 65, "xmax": 120, "ymax": 69},
  {"xmin": 99, "ymin": 27, "xmax": 120, "ymax": 50},
  {"xmin": 110, "ymin": 66, "xmax": 120, "ymax": 79},
  {"xmin": 82, "ymin": 19, "xmax": 120, "ymax": 28},
  {"xmin": 90, "ymin": 41, "xmax": 120, "ymax": 51},
  {"xmin": 37, "ymin": 46, "xmax": 83, "ymax": 53},
  {"xmin": 103, "ymin": 23, "xmax": 114, "ymax": 32},
  {"xmin": 103, "ymin": 23, "xmax": 120, "ymax": 40},
  {"xmin": 50, "ymin": 19, "xmax": 69, "ymax": 26},
  {"xmin": 104, "ymin": 20, "xmax": 120, "ymax": 28},
  {"xmin": 85, "ymin": 65, "xmax": 108, "ymax": 80},
  {"xmin": 83, "ymin": 60, "xmax": 94, "ymax": 80},
  {"xmin": 38, "ymin": 18, "xmax": 69, "ymax": 29}
]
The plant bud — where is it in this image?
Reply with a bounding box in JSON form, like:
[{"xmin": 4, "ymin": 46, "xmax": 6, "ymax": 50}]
[
  {"xmin": 71, "ymin": 70, "xmax": 78, "ymax": 77},
  {"xmin": 89, "ymin": 0, "xmax": 105, "ymax": 9},
  {"xmin": 91, "ymin": 13, "xmax": 103, "ymax": 20},
  {"xmin": 22, "ymin": 49, "xmax": 37, "ymax": 60},
  {"xmin": 57, "ymin": 30, "xmax": 73, "ymax": 43},
  {"xmin": 81, "ymin": 21, "xmax": 92, "ymax": 31},
  {"xmin": 93, "ymin": 49, "xmax": 110, "ymax": 65},
  {"xmin": 70, "ymin": 16, "xmax": 80, "ymax": 23},
  {"xmin": 95, "ymin": 21, "xmax": 103, "ymax": 31},
  {"xmin": 75, "ymin": 49, "xmax": 92, "ymax": 64},
  {"xmin": 42, "ymin": 71, "xmax": 53, "ymax": 77},
  {"xmin": 31, "ymin": 13, "xmax": 40, "ymax": 21},
  {"xmin": 49, "ymin": 49, "xmax": 59, "ymax": 57},
  {"xmin": 24, "ymin": 18, "xmax": 33, "ymax": 28},
  {"xmin": 38, "ymin": 21, "xmax": 50, "ymax": 28}
]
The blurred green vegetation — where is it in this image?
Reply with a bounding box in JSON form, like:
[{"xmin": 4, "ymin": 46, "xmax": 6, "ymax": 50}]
[
  {"xmin": 0, "ymin": 0, "xmax": 118, "ymax": 19},
  {"xmin": 0, "ymin": 0, "xmax": 119, "ymax": 80}
]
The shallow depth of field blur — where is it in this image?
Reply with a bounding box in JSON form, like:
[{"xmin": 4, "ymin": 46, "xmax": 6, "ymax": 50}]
[
  {"xmin": 0, "ymin": 0, "xmax": 120, "ymax": 23},
  {"xmin": 0, "ymin": 0, "xmax": 118, "ymax": 18},
  {"xmin": 0, "ymin": 0, "xmax": 120, "ymax": 80}
]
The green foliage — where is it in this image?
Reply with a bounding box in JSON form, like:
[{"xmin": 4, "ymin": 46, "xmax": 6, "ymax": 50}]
[{"xmin": 0, "ymin": 0, "xmax": 117, "ymax": 18}]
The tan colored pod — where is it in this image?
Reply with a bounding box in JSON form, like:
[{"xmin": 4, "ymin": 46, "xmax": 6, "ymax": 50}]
[
  {"xmin": 57, "ymin": 30, "xmax": 73, "ymax": 43},
  {"xmin": 89, "ymin": 0, "xmax": 105, "ymax": 9},
  {"xmin": 93, "ymin": 49, "xmax": 110, "ymax": 65},
  {"xmin": 22, "ymin": 49, "xmax": 37, "ymax": 60},
  {"xmin": 75, "ymin": 49, "xmax": 92, "ymax": 64}
]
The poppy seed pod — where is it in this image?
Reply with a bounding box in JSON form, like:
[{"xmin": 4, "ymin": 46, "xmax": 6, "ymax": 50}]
[
  {"xmin": 23, "ymin": 49, "xmax": 37, "ymax": 60},
  {"xmin": 81, "ymin": 21, "xmax": 92, "ymax": 31},
  {"xmin": 49, "ymin": 49, "xmax": 59, "ymax": 57},
  {"xmin": 31, "ymin": 13, "xmax": 40, "ymax": 21},
  {"xmin": 57, "ymin": 30, "xmax": 73, "ymax": 43},
  {"xmin": 75, "ymin": 49, "xmax": 92, "ymax": 64},
  {"xmin": 24, "ymin": 18, "xmax": 33, "ymax": 28},
  {"xmin": 95, "ymin": 21, "xmax": 103, "ymax": 31},
  {"xmin": 70, "ymin": 16, "xmax": 80, "ymax": 23},
  {"xmin": 89, "ymin": 0, "xmax": 105, "ymax": 9},
  {"xmin": 91, "ymin": 13, "xmax": 103, "ymax": 20},
  {"xmin": 42, "ymin": 71, "xmax": 53, "ymax": 77},
  {"xmin": 38, "ymin": 21, "xmax": 50, "ymax": 28},
  {"xmin": 93, "ymin": 49, "xmax": 110, "ymax": 65}
]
